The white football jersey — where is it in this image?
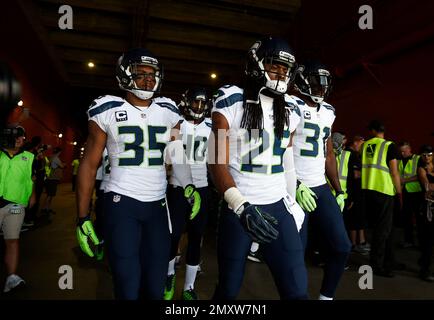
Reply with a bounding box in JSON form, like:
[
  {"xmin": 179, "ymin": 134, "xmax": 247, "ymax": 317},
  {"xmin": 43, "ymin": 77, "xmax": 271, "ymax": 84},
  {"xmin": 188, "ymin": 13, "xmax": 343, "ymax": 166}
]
[
  {"xmin": 88, "ymin": 95, "xmax": 182, "ymax": 201},
  {"xmin": 291, "ymin": 96, "xmax": 336, "ymax": 187},
  {"xmin": 99, "ymin": 148, "xmax": 110, "ymax": 192},
  {"xmin": 212, "ymin": 85, "xmax": 300, "ymax": 205},
  {"xmin": 169, "ymin": 118, "xmax": 212, "ymax": 188}
]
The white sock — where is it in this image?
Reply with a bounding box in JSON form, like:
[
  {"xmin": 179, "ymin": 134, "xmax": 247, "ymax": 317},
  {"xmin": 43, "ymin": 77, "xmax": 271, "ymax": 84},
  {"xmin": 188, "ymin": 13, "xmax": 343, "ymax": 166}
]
[
  {"xmin": 184, "ymin": 264, "xmax": 199, "ymax": 291},
  {"xmin": 319, "ymin": 293, "xmax": 333, "ymax": 300},
  {"xmin": 167, "ymin": 257, "xmax": 176, "ymax": 276},
  {"xmin": 250, "ymin": 242, "xmax": 259, "ymax": 253}
]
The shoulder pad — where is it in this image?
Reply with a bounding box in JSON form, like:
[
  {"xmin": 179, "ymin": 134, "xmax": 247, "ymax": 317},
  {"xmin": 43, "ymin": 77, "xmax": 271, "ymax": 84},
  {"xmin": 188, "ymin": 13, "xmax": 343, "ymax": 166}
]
[
  {"xmin": 88, "ymin": 95, "xmax": 125, "ymax": 117},
  {"xmin": 291, "ymin": 96, "xmax": 306, "ymax": 106},
  {"xmin": 322, "ymin": 103, "xmax": 336, "ymax": 115},
  {"xmin": 214, "ymin": 85, "xmax": 244, "ymax": 109},
  {"xmin": 154, "ymin": 97, "xmax": 181, "ymax": 115},
  {"xmin": 284, "ymin": 95, "xmax": 301, "ymax": 117}
]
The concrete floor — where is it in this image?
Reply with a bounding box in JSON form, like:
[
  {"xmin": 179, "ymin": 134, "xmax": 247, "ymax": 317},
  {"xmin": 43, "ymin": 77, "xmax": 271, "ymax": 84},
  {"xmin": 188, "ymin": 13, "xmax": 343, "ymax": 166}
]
[{"xmin": 1, "ymin": 183, "xmax": 433, "ymax": 300}]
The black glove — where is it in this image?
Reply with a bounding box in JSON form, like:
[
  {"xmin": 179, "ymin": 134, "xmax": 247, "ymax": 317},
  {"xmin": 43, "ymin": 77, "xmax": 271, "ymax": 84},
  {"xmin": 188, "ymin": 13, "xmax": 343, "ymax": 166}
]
[{"xmin": 236, "ymin": 202, "xmax": 279, "ymax": 243}]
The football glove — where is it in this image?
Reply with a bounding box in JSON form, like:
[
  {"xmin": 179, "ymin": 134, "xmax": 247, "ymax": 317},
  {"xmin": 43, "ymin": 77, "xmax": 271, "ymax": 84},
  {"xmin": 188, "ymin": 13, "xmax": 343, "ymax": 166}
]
[
  {"xmin": 236, "ymin": 202, "xmax": 279, "ymax": 243},
  {"xmin": 76, "ymin": 215, "xmax": 100, "ymax": 258},
  {"xmin": 296, "ymin": 182, "xmax": 317, "ymax": 212},
  {"xmin": 184, "ymin": 184, "xmax": 201, "ymax": 220},
  {"xmin": 335, "ymin": 192, "xmax": 345, "ymax": 212}
]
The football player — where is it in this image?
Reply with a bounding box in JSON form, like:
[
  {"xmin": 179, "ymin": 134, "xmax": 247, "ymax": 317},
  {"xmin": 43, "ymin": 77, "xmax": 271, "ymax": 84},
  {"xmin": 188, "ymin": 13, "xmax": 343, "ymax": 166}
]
[
  {"xmin": 209, "ymin": 36, "xmax": 308, "ymax": 300},
  {"xmin": 163, "ymin": 87, "xmax": 212, "ymax": 300},
  {"xmin": 76, "ymin": 48, "xmax": 201, "ymax": 300},
  {"xmin": 291, "ymin": 60, "xmax": 351, "ymax": 300}
]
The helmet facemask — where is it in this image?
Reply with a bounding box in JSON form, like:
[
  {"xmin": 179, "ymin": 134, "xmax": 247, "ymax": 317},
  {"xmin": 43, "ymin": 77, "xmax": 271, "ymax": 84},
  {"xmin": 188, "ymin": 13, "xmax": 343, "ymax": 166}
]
[
  {"xmin": 188, "ymin": 99, "xmax": 207, "ymax": 120},
  {"xmin": 127, "ymin": 63, "xmax": 162, "ymax": 100},
  {"xmin": 181, "ymin": 88, "xmax": 207, "ymax": 121},
  {"xmin": 261, "ymin": 55, "xmax": 295, "ymax": 94}
]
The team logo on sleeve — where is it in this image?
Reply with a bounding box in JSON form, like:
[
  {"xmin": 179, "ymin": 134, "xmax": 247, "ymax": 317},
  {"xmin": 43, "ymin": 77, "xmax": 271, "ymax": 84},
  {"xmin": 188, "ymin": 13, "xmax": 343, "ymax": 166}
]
[
  {"xmin": 303, "ymin": 110, "xmax": 311, "ymax": 120},
  {"xmin": 115, "ymin": 111, "xmax": 128, "ymax": 122},
  {"xmin": 113, "ymin": 194, "xmax": 121, "ymax": 202}
]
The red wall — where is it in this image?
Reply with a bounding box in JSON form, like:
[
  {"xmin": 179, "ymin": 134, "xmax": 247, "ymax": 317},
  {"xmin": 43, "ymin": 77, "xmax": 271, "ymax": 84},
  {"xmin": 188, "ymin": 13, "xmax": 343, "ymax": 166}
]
[
  {"xmin": 1, "ymin": 2, "xmax": 81, "ymax": 181},
  {"xmin": 294, "ymin": 0, "xmax": 434, "ymax": 151}
]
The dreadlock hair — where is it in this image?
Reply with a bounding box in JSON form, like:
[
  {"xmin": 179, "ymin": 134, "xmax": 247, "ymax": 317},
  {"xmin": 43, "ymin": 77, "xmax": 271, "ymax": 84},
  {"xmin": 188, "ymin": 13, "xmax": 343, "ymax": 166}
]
[{"xmin": 240, "ymin": 78, "xmax": 290, "ymax": 140}]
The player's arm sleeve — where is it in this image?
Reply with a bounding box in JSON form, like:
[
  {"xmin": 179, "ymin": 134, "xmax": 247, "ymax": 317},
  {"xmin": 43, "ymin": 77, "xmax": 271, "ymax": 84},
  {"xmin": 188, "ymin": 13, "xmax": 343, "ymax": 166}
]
[
  {"xmin": 87, "ymin": 97, "xmax": 122, "ymax": 133},
  {"xmin": 212, "ymin": 86, "xmax": 243, "ymax": 128},
  {"xmin": 285, "ymin": 95, "xmax": 301, "ymax": 133},
  {"xmin": 154, "ymin": 97, "xmax": 183, "ymax": 129},
  {"xmin": 165, "ymin": 139, "xmax": 193, "ymax": 188},
  {"xmin": 283, "ymin": 146, "xmax": 297, "ymax": 201}
]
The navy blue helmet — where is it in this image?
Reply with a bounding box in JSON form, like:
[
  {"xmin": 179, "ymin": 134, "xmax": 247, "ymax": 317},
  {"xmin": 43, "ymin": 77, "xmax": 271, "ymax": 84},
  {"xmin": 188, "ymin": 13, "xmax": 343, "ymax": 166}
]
[
  {"xmin": 245, "ymin": 36, "xmax": 296, "ymax": 95},
  {"xmin": 116, "ymin": 48, "xmax": 163, "ymax": 100},
  {"xmin": 180, "ymin": 87, "xmax": 208, "ymax": 120},
  {"xmin": 295, "ymin": 60, "xmax": 332, "ymax": 103}
]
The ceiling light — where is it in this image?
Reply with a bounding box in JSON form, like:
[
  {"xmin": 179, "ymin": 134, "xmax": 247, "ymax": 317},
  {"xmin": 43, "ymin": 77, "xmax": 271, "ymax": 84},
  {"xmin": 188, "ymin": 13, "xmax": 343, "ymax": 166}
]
[
  {"xmin": 58, "ymin": 133, "xmax": 63, "ymax": 138},
  {"xmin": 17, "ymin": 100, "xmax": 23, "ymax": 106},
  {"xmin": 87, "ymin": 61, "xmax": 95, "ymax": 68},
  {"xmin": 210, "ymin": 73, "xmax": 217, "ymax": 79},
  {"xmin": 73, "ymin": 141, "xmax": 77, "ymax": 146}
]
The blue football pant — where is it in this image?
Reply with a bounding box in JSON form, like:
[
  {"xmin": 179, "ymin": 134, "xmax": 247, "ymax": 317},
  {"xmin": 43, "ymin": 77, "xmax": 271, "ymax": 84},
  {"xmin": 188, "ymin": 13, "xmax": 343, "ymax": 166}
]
[
  {"xmin": 167, "ymin": 185, "xmax": 208, "ymax": 266},
  {"xmin": 104, "ymin": 192, "xmax": 170, "ymax": 300},
  {"xmin": 213, "ymin": 199, "xmax": 308, "ymax": 300},
  {"xmin": 303, "ymin": 184, "xmax": 352, "ymax": 298}
]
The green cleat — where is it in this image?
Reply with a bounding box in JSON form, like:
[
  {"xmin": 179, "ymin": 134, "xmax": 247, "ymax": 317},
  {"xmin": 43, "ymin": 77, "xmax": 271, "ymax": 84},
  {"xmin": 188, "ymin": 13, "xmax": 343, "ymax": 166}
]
[
  {"xmin": 182, "ymin": 289, "xmax": 198, "ymax": 300},
  {"xmin": 163, "ymin": 274, "xmax": 176, "ymax": 300}
]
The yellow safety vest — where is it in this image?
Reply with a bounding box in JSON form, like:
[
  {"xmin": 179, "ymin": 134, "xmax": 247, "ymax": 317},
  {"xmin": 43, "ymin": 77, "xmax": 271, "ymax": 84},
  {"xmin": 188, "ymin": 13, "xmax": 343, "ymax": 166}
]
[
  {"xmin": 361, "ymin": 137, "xmax": 396, "ymax": 196},
  {"xmin": 328, "ymin": 150, "xmax": 350, "ymax": 199},
  {"xmin": 0, "ymin": 150, "xmax": 34, "ymax": 206},
  {"xmin": 336, "ymin": 150, "xmax": 351, "ymax": 199},
  {"xmin": 399, "ymin": 154, "xmax": 422, "ymax": 193},
  {"xmin": 44, "ymin": 156, "xmax": 51, "ymax": 177}
]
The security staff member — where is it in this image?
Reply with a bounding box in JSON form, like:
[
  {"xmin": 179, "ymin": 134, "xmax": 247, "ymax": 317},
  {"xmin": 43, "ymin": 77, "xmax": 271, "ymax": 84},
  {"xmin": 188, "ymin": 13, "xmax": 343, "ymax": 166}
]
[
  {"xmin": 361, "ymin": 120, "xmax": 402, "ymax": 277},
  {"xmin": 398, "ymin": 142, "xmax": 423, "ymax": 247},
  {"xmin": 0, "ymin": 126, "xmax": 35, "ymax": 292}
]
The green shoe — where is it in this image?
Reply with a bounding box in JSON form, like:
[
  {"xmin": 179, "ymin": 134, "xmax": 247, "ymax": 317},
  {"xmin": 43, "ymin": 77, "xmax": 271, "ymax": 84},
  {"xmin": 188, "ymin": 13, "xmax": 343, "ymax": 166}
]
[
  {"xmin": 182, "ymin": 289, "xmax": 198, "ymax": 300},
  {"xmin": 163, "ymin": 274, "xmax": 176, "ymax": 300}
]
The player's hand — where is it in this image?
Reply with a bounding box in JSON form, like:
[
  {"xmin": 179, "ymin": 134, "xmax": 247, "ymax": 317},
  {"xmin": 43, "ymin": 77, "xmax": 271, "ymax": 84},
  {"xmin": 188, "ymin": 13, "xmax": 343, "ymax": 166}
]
[
  {"xmin": 76, "ymin": 216, "xmax": 100, "ymax": 257},
  {"xmin": 184, "ymin": 184, "xmax": 201, "ymax": 220},
  {"xmin": 296, "ymin": 182, "xmax": 317, "ymax": 212},
  {"xmin": 335, "ymin": 192, "xmax": 345, "ymax": 212},
  {"xmin": 236, "ymin": 202, "xmax": 279, "ymax": 243}
]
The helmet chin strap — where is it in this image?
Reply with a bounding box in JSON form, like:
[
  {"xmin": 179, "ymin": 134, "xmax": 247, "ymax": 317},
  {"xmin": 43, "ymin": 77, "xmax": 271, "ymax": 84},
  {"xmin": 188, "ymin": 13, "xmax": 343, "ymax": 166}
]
[
  {"xmin": 299, "ymin": 90, "xmax": 324, "ymax": 104},
  {"xmin": 128, "ymin": 88, "xmax": 155, "ymax": 100},
  {"xmin": 311, "ymin": 96, "xmax": 324, "ymax": 103},
  {"xmin": 127, "ymin": 77, "xmax": 160, "ymax": 101},
  {"xmin": 188, "ymin": 109, "xmax": 204, "ymax": 119}
]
